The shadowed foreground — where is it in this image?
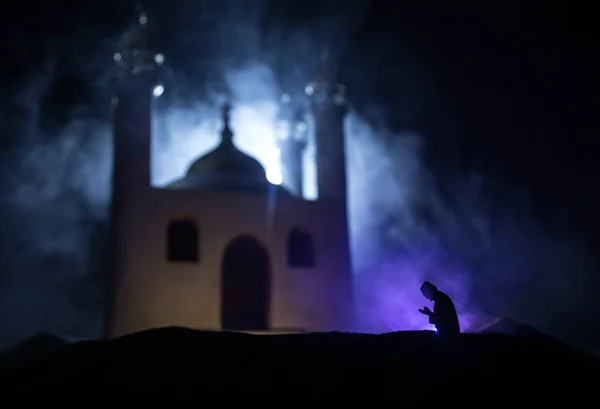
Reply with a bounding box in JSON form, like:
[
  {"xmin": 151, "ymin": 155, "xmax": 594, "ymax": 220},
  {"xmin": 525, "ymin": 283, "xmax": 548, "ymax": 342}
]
[{"xmin": 0, "ymin": 327, "xmax": 597, "ymax": 404}]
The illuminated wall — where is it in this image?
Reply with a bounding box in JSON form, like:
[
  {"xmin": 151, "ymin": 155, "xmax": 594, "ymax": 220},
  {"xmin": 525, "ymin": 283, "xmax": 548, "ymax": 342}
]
[{"xmin": 111, "ymin": 187, "xmax": 353, "ymax": 336}]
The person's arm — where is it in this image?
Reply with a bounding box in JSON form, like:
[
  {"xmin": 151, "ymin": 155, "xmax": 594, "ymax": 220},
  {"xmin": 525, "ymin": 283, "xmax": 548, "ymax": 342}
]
[
  {"xmin": 419, "ymin": 307, "xmax": 436, "ymax": 324},
  {"xmin": 428, "ymin": 313, "xmax": 436, "ymax": 325}
]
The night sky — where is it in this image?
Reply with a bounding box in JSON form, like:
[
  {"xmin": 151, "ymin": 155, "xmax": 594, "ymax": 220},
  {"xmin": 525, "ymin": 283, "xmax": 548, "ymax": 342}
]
[{"xmin": 0, "ymin": 1, "xmax": 598, "ymax": 351}]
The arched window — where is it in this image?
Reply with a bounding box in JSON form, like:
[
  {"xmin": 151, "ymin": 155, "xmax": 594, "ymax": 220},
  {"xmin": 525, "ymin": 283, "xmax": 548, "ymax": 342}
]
[
  {"xmin": 167, "ymin": 218, "xmax": 199, "ymax": 263},
  {"xmin": 287, "ymin": 228, "xmax": 315, "ymax": 268}
]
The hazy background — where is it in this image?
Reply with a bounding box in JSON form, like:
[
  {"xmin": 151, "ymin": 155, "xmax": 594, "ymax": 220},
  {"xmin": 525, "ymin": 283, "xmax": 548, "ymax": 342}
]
[{"xmin": 0, "ymin": 0, "xmax": 597, "ymax": 350}]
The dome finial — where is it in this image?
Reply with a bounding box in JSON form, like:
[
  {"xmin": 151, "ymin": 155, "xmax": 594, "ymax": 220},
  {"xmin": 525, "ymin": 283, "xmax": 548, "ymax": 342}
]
[{"xmin": 220, "ymin": 102, "xmax": 233, "ymax": 145}]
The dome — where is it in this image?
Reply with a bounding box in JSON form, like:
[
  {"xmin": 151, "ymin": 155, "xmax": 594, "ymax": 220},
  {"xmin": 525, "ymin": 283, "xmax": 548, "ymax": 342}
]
[
  {"xmin": 186, "ymin": 140, "xmax": 267, "ymax": 183},
  {"xmin": 167, "ymin": 103, "xmax": 290, "ymax": 197}
]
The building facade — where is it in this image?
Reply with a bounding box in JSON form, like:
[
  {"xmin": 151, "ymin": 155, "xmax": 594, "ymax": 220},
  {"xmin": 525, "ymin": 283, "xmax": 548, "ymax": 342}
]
[{"xmin": 108, "ymin": 12, "xmax": 354, "ymax": 337}]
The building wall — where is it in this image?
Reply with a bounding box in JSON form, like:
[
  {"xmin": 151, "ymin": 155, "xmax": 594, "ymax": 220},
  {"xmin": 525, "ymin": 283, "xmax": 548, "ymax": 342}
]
[{"xmin": 111, "ymin": 187, "xmax": 354, "ymax": 337}]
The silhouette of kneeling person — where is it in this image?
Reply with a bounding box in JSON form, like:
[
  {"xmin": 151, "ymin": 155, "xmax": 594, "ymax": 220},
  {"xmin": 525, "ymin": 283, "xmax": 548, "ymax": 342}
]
[{"xmin": 418, "ymin": 281, "xmax": 460, "ymax": 336}]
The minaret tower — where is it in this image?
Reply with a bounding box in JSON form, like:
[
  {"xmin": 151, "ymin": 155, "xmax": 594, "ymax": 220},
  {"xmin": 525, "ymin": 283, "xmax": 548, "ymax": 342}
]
[
  {"xmin": 276, "ymin": 95, "xmax": 308, "ymax": 198},
  {"xmin": 106, "ymin": 8, "xmax": 163, "ymax": 336},
  {"xmin": 305, "ymin": 50, "xmax": 354, "ymax": 329}
]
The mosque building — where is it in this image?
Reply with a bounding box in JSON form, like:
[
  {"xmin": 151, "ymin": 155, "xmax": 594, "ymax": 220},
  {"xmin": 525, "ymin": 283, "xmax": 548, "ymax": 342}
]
[{"xmin": 107, "ymin": 11, "xmax": 354, "ymax": 336}]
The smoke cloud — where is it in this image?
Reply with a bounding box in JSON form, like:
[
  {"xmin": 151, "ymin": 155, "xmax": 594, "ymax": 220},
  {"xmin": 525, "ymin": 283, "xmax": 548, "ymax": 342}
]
[{"xmin": 0, "ymin": 0, "xmax": 598, "ymax": 351}]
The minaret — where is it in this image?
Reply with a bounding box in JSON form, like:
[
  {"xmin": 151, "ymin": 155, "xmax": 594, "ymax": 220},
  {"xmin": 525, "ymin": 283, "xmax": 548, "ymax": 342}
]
[
  {"xmin": 106, "ymin": 8, "xmax": 162, "ymax": 336},
  {"xmin": 305, "ymin": 50, "xmax": 355, "ymax": 330},
  {"xmin": 305, "ymin": 50, "xmax": 348, "ymax": 202},
  {"xmin": 277, "ymin": 95, "xmax": 308, "ymax": 198}
]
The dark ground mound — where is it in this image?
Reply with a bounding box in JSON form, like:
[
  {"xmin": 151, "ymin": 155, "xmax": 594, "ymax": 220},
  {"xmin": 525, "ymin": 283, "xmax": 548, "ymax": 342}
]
[
  {"xmin": 0, "ymin": 332, "xmax": 68, "ymax": 371},
  {"xmin": 0, "ymin": 328, "xmax": 597, "ymax": 405}
]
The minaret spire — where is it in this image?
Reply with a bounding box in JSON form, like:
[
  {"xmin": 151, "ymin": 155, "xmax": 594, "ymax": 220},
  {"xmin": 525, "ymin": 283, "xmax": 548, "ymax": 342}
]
[
  {"xmin": 316, "ymin": 48, "xmax": 336, "ymax": 86},
  {"xmin": 305, "ymin": 47, "xmax": 346, "ymax": 106},
  {"xmin": 114, "ymin": 6, "xmax": 161, "ymax": 83}
]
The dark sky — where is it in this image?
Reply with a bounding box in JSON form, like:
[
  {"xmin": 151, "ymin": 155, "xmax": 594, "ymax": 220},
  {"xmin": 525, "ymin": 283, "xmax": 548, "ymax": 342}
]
[
  {"xmin": 0, "ymin": 0, "xmax": 598, "ymax": 350},
  {"xmin": 359, "ymin": 2, "xmax": 595, "ymax": 206}
]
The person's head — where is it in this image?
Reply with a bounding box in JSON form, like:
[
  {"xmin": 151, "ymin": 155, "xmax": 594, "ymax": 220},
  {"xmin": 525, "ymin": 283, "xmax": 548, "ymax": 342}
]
[{"xmin": 420, "ymin": 281, "xmax": 438, "ymax": 301}]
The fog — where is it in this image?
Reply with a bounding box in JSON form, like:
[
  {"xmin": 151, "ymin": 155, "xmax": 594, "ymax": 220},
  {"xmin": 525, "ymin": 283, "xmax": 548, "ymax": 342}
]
[{"xmin": 0, "ymin": 0, "xmax": 598, "ymax": 351}]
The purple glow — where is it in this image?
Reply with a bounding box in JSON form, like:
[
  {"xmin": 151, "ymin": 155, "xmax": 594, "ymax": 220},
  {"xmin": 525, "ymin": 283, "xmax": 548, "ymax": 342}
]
[{"xmin": 355, "ymin": 252, "xmax": 481, "ymax": 333}]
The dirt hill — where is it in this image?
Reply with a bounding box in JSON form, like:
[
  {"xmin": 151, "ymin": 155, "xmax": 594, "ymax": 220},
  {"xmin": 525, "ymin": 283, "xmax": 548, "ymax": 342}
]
[{"xmin": 1, "ymin": 327, "xmax": 596, "ymax": 405}]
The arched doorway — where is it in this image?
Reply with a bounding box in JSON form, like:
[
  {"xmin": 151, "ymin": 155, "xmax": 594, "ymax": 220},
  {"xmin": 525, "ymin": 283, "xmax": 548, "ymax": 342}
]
[{"xmin": 220, "ymin": 235, "xmax": 271, "ymax": 331}]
